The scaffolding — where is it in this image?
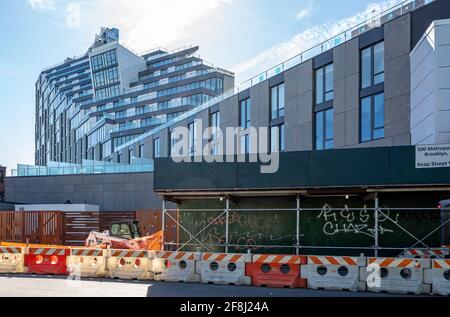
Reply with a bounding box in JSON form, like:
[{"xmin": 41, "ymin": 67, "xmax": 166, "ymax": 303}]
[{"xmin": 160, "ymin": 196, "xmax": 450, "ymax": 258}]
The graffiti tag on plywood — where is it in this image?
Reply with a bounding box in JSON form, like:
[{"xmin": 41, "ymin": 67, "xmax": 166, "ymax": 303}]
[
  {"xmin": 184, "ymin": 211, "xmax": 294, "ymax": 251},
  {"xmin": 317, "ymin": 204, "xmax": 400, "ymax": 238}
]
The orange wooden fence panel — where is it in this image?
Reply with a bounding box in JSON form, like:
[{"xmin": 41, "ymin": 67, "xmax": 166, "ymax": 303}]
[
  {"xmin": 0, "ymin": 211, "xmax": 63, "ymax": 245},
  {"xmin": 1, "ymin": 210, "xmax": 178, "ymax": 247},
  {"xmin": 136, "ymin": 209, "xmax": 179, "ymax": 247}
]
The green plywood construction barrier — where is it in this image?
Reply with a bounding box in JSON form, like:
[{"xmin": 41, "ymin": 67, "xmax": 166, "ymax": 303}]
[
  {"xmin": 176, "ymin": 196, "xmax": 443, "ymax": 256},
  {"xmin": 154, "ymin": 146, "xmax": 450, "ymax": 191}
]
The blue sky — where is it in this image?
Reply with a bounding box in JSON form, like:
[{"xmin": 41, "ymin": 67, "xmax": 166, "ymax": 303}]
[{"xmin": 0, "ymin": 0, "xmax": 403, "ymax": 173}]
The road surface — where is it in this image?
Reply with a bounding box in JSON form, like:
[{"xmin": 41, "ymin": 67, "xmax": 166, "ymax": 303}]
[{"xmin": 0, "ymin": 274, "xmax": 410, "ymax": 297}]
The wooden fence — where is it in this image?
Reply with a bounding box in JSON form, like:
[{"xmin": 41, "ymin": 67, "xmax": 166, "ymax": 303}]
[
  {"xmin": 0, "ymin": 211, "xmax": 63, "ymax": 245},
  {"xmin": 136, "ymin": 209, "xmax": 178, "ymax": 245},
  {"xmin": 0, "ymin": 210, "xmax": 173, "ymax": 246}
]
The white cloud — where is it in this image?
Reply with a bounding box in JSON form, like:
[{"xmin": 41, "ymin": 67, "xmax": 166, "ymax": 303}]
[
  {"xmin": 27, "ymin": 0, "xmax": 56, "ymax": 11},
  {"xmin": 66, "ymin": 2, "xmax": 81, "ymax": 28},
  {"xmin": 81, "ymin": 0, "xmax": 232, "ymax": 52},
  {"xmin": 232, "ymin": 0, "xmax": 404, "ymax": 83},
  {"xmin": 296, "ymin": 3, "xmax": 314, "ymax": 21}
]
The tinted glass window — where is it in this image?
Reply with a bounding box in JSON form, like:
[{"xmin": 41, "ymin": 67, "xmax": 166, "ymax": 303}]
[
  {"xmin": 361, "ymin": 97, "xmax": 372, "ymax": 142},
  {"xmin": 374, "ymin": 42, "xmax": 385, "ymax": 85},
  {"xmin": 316, "ymin": 111, "xmax": 324, "ymax": 150},
  {"xmin": 361, "ymin": 47, "xmax": 372, "ymax": 89}
]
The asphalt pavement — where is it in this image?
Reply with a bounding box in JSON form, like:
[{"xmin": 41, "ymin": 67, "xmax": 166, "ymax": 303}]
[{"xmin": 0, "ymin": 274, "xmax": 409, "ymax": 297}]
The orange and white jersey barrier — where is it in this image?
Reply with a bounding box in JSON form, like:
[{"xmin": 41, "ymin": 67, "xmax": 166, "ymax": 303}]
[
  {"xmin": 151, "ymin": 251, "xmax": 201, "ymax": 283},
  {"xmin": 0, "ymin": 246, "xmax": 25, "ymax": 274},
  {"xmin": 154, "ymin": 251, "xmax": 198, "ymax": 262},
  {"xmin": 25, "ymin": 247, "xmax": 70, "ymax": 275},
  {"xmin": 367, "ymin": 258, "xmax": 424, "ymax": 268},
  {"xmin": 0, "ymin": 246, "xmax": 22, "ymax": 254},
  {"xmin": 433, "ymin": 260, "xmax": 450, "ymax": 269},
  {"xmin": 202, "ymin": 253, "xmax": 249, "ymax": 263},
  {"xmin": 424, "ymin": 260, "xmax": 450, "ymax": 296},
  {"xmin": 68, "ymin": 248, "xmax": 106, "ymax": 278},
  {"xmin": 302, "ymin": 256, "xmax": 366, "ymax": 292},
  {"xmin": 364, "ymin": 257, "xmax": 430, "ymax": 295},
  {"xmin": 110, "ymin": 250, "xmax": 148, "ymax": 258},
  {"xmin": 401, "ymin": 249, "xmax": 448, "ymax": 259},
  {"xmin": 29, "ymin": 248, "xmax": 67, "ymax": 256},
  {"xmin": 107, "ymin": 249, "xmax": 152, "ymax": 280},
  {"xmin": 200, "ymin": 253, "xmax": 251, "ymax": 286},
  {"xmin": 247, "ymin": 254, "xmax": 307, "ymax": 289},
  {"xmin": 309, "ymin": 256, "xmax": 358, "ymax": 266},
  {"xmin": 252, "ymin": 254, "xmax": 304, "ymax": 265}
]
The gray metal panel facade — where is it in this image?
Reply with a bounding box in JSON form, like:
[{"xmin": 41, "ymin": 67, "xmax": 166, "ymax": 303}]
[
  {"xmin": 5, "ymin": 173, "xmax": 161, "ymax": 211},
  {"xmin": 115, "ymin": 13, "xmax": 414, "ymax": 159}
]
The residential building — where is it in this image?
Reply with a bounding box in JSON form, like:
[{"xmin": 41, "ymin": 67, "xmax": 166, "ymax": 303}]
[{"xmin": 35, "ymin": 27, "xmax": 234, "ymax": 166}]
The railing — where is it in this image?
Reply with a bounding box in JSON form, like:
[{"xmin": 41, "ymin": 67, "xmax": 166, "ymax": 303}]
[
  {"xmin": 116, "ymin": 0, "xmax": 433, "ymax": 153},
  {"xmin": 140, "ymin": 45, "xmax": 196, "ymax": 59},
  {"xmin": 41, "ymin": 53, "xmax": 88, "ymax": 73},
  {"xmin": 11, "ymin": 163, "xmax": 154, "ymax": 177},
  {"xmin": 111, "ymin": 117, "xmax": 168, "ymax": 133}
]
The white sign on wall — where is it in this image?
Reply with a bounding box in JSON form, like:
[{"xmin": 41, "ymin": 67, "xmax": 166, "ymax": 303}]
[{"xmin": 416, "ymin": 144, "xmax": 450, "ymax": 169}]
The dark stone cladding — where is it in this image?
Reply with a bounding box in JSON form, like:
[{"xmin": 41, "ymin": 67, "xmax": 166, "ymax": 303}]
[
  {"xmin": 313, "ymin": 50, "xmax": 334, "ymax": 69},
  {"xmin": 358, "ymin": 25, "xmax": 385, "ymax": 49},
  {"xmin": 411, "ymin": 0, "xmax": 450, "ymax": 49}
]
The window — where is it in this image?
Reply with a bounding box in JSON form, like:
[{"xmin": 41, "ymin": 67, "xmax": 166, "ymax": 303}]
[
  {"xmin": 128, "ymin": 149, "xmax": 133, "ymax": 164},
  {"xmin": 316, "ymin": 108, "xmax": 334, "ymax": 150},
  {"xmin": 153, "ymin": 138, "xmax": 160, "ymax": 159},
  {"xmin": 139, "ymin": 144, "xmax": 145, "ymax": 158},
  {"xmin": 361, "ymin": 92, "xmax": 385, "ymax": 142},
  {"xmin": 136, "ymin": 106, "xmax": 145, "ymax": 115},
  {"xmin": 240, "ymin": 98, "xmax": 251, "ymax": 154},
  {"xmin": 316, "ymin": 64, "xmax": 334, "ymax": 105},
  {"xmin": 115, "ymin": 110, "xmax": 127, "ymax": 119},
  {"xmin": 117, "ymin": 153, "xmax": 122, "ymax": 163},
  {"xmin": 271, "ymin": 83, "xmax": 285, "ymax": 119},
  {"xmin": 156, "ymin": 78, "xmax": 223, "ymax": 98},
  {"xmin": 361, "ymin": 42, "xmax": 384, "ymax": 89},
  {"xmin": 170, "ymin": 130, "xmax": 177, "ymax": 157},
  {"xmin": 96, "ymin": 84, "xmax": 120, "ymax": 101},
  {"xmin": 209, "ymin": 112, "xmax": 220, "ymax": 155},
  {"xmin": 188, "ymin": 121, "xmax": 197, "ymax": 156},
  {"xmin": 91, "ymin": 49, "xmax": 117, "ymax": 71},
  {"xmin": 270, "ymin": 124, "xmax": 285, "ymax": 152}
]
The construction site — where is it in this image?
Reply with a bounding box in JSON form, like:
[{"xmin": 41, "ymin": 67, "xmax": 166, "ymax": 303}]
[{"xmin": 1, "ymin": 0, "xmax": 450, "ymax": 299}]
